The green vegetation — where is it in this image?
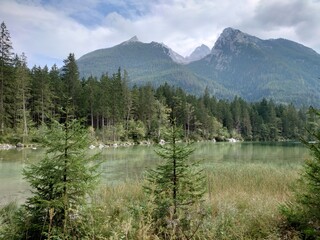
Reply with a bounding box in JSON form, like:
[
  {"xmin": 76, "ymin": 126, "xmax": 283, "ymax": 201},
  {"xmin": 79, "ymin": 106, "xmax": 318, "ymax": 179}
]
[
  {"xmin": 76, "ymin": 40, "xmax": 227, "ymax": 97},
  {"xmin": 77, "ymin": 28, "xmax": 320, "ymax": 106},
  {"xmin": 144, "ymin": 125, "xmax": 205, "ymax": 238},
  {"xmin": 0, "ymin": 111, "xmax": 100, "ymax": 239},
  {"xmin": 188, "ymin": 29, "xmax": 320, "ymax": 107},
  {"xmin": 0, "ymin": 21, "xmax": 310, "ymax": 145},
  {"xmin": 281, "ymin": 108, "xmax": 320, "ymax": 239},
  {"xmin": 1, "ymin": 21, "xmax": 319, "ymax": 239},
  {"xmin": 1, "ymin": 161, "xmax": 301, "ymax": 239}
]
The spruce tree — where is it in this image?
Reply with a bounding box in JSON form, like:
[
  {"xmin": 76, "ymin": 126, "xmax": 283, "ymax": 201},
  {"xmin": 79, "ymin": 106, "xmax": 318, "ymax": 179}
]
[
  {"xmin": 0, "ymin": 21, "xmax": 14, "ymax": 134},
  {"xmin": 281, "ymin": 107, "xmax": 320, "ymax": 239},
  {"xmin": 30, "ymin": 65, "xmax": 54, "ymax": 126},
  {"xmin": 22, "ymin": 107, "xmax": 100, "ymax": 239},
  {"xmin": 61, "ymin": 53, "xmax": 81, "ymax": 115},
  {"xmin": 13, "ymin": 53, "xmax": 31, "ymax": 142},
  {"xmin": 144, "ymin": 124, "xmax": 206, "ymax": 239}
]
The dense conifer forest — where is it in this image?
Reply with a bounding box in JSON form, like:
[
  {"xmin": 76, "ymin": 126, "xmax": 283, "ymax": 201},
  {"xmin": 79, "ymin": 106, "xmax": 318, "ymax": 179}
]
[{"xmin": 0, "ymin": 22, "xmax": 310, "ymax": 144}]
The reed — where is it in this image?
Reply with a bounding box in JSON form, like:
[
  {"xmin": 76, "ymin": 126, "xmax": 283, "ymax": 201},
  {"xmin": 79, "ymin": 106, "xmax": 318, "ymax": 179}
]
[
  {"xmin": 82, "ymin": 162, "xmax": 301, "ymax": 239},
  {"xmin": 0, "ymin": 161, "xmax": 302, "ymax": 239}
]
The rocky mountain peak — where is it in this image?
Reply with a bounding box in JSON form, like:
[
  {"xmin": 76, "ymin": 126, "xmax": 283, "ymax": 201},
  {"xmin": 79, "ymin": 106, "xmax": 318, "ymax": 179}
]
[
  {"xmin": 213, "ymin": 27, "xmax": 260, "ymax": 53},
  {"xmin": 129, "ymin": 36, "xmax": 139, "ymax": 42},
  {"xmin": 121, "ymin": 35, "xmax": 140, "ymax": 45},
  {"xmin": 186, "ymin": 44, "xmax": 211, "ymax": 62}
]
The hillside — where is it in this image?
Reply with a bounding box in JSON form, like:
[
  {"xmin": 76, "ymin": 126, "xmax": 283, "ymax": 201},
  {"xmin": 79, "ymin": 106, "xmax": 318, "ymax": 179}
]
[
  {"xmin": 77, "ymin": 37, "xmax": 232, "ymax": 98},
  {"xmin": 77, "ymin": 28, "xmax": 320, "ymax": 106},
  {"xmin": 187, "ymin": 28, "xmax": 320, "ymax": 106}
]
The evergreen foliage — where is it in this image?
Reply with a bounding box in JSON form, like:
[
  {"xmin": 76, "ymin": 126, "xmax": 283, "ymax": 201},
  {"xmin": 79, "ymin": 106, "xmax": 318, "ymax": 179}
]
[
  {"xmin": 281, "ymin": 107, "xmax": 320, "ymax": 239},
  {"xmin": 0, "ymin": 21, "xmax": 14, "ymax": 135},
  {"xmin": 76, "ymin": 28, "xmax": 320, "ymax": 106},
  {"xmin": 13, "ymin": 53, "xmax": 31, "ymax": 143},
  {"xmin": 61, "ymin": 53, "xmax": 81, "ymax": 114},
  {"xmin": 0, "ymin": 21, "xmax": 310, "ymax": 144},
  {"xmin": 144, "ymin": 125, "xmax": 206, "ymax": 239},
  {"xmin": 30, "ymin": 65, "xmax": 54, "ymax": 126},
  {"xmin": 20, "ymin": 109, "xmax": 99, "ymax": 239}
]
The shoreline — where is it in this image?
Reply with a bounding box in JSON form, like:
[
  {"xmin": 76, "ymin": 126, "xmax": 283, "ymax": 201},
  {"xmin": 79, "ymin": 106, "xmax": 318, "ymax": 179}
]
[{"xmin": 0, "ymin": 143, "xmax": 38, "ymax": 150}]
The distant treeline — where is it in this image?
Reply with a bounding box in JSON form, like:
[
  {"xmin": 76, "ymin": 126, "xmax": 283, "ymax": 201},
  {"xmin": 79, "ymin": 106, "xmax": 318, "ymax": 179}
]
[{"xmin": 0, "ymin": 52, "xmax": 310, "ymax": 143}]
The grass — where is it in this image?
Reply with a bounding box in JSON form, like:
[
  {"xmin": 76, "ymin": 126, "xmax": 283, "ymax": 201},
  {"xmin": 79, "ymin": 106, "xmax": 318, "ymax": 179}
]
[
  {"xmin": 0, "ymin": 160, "xmax": 303, "ymax": 239},
  {"xmin": 204, "ymin": 163, "xmax": 300, "ymax": 239},
  {"xmin": 78, "ymin": 162, "xmax": 301, "ymax": 239}
]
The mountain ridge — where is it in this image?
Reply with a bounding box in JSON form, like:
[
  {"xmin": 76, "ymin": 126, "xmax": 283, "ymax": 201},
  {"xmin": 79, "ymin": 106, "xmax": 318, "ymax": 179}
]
[{"xmin": 77, "ymin": 28, "xmax": 320, "ymax": 106}]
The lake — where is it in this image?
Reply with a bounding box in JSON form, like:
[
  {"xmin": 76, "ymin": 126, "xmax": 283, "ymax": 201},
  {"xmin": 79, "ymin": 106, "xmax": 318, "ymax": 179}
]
[{"xmin": 0, "ymin": 142, "xmax": 309, "ymax": 206}]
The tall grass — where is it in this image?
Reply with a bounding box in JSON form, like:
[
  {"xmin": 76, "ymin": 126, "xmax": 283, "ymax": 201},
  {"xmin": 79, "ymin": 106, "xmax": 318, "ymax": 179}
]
[
  {"xmin": 0, "ymin": 162, "xmax": 302, "ymax": 239},
  {"xmin": 79, "ymin": 162, "xmax": 301, "ymax": 239},
  {"xmin": 204, "ymin": 163, "xmax": 300, "ymax": 239}
]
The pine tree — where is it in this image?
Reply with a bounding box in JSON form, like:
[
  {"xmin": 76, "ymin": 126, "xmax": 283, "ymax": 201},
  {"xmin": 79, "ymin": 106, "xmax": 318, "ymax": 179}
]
[
  {"xmin": 122, "ymin": 69, "xmax": 132, "ymax": 136},
  {"xmin": 137, "ymin": 84, "xmax": 156, "ymax": 138},
  {"xmin": 82, "ymin": 76, "xmax": 99, "ymax": 128},
  {"xmin": 61, "ymin": 53, "xmax": 81, "ymax": 115},
  {"xmin": 49, "ymin": 64, "xmax": 64, "ymax": 117},
  {"xmin": 281, "ymin": 107, "xmax": 320, "ymax": 239},
  {"xmin": 30, "ymin": 65, "xmax": 54, "ymax": 126},
  {"xmin": 13, "ymin": 53, "xmax": 31, "ymax": 142},
  {"xmin": 22, "ymin": 108, "xmax": 100, "ymax": 239},
  {"xmin": 144, "ymin": 125, "xmax": 206, "ymax": 239},
  {"xmin": 0, "ymin": 21, "xmax": 14, "ymax": 134}
]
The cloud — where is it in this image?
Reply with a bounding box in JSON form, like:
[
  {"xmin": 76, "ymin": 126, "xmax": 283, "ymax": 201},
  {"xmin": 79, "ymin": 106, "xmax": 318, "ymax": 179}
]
[
  {"xmin": 245, "ymin": 0, "xmax": 320, "ymax": 52},
  {"xmin": 105, "ymin": 0, "xmax": 260, "ymax": 56},
  {"xmin": 0, "ymin": 0, "xmax": 114, "ymax": 66},
  {"xmin": 0, "ymin": 0, "xmax": 319, "ymax": 68}
]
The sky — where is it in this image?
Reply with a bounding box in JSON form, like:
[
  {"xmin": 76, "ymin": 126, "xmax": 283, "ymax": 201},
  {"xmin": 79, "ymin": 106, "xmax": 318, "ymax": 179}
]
[{"xmin": 1, "ymin": 0, "xmax": 320, "ymax": 68}]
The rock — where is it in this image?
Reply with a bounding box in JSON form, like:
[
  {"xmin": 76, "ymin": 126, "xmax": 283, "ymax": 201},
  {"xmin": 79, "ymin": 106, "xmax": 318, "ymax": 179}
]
[
  {"xmin": 89, "ymin": 145, "xmax": 96, "ymax": 149},
  {"xmin": 16, "ymin": 142, "xmax": 24, "ymax": 148},
  {"xmin": 98, "ymin": 143, "xmax": 105, "ymax": 149},
  {"xmin": 228, "ymin": 138, "xmax": 238, "ymax": 143},
  {"xmin": 0, "ymin": 144, "xmax": 15, "ymax": 150}
]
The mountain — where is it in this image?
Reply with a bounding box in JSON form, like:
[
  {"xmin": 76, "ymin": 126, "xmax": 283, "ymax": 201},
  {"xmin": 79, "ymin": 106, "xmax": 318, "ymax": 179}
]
[
  {"xmin": 77, "ymin": 36, "xmax": 232, "ymax": 97},
  {"xmin": 187, "ymin": 28, "xmax": 320, "ymax": 106},
  {"xmin": 186, "ymin": 44, "xmax": 210, "ymax": 62},
  {"xmin": 77, "ymin": 29, "xmax": 320, "ymax": 106}
]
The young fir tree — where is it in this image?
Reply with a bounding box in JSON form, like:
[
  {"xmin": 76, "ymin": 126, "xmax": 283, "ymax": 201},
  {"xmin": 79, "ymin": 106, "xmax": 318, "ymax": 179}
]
[
  {"xmin": 281, "ymin": 107, "xmax": 320, "ymax": 239},
  {"xmin": 21, "ymin": 107, "xmax": 100, "ymax": 239},
  {"xmin": 144, "ymin": 124, "xmax": 206, "ymax": 239}
]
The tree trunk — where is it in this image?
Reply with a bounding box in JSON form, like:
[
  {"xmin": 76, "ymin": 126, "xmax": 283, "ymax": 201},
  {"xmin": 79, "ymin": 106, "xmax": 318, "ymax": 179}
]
[
  {"xmin": 90, "ymin": 104, "xmax": 93, "ymax": 128},
  {"xmin": 22, "ymin": 91, "xmax": 28, "ymax": 143},
  {"xmin": 0, "ymin": 61, "xmax": 4, "ymax": 134},
  {"xmin": 172, "ymin": 130, "xmax": 177, "ymax": 215},
  {"xmin": 63, "ymin": 116, "xmax": 68, "ymax": 238},
  {"xmin": 41, "ymin": 89, "xmax": 44, "ymax": 123}
]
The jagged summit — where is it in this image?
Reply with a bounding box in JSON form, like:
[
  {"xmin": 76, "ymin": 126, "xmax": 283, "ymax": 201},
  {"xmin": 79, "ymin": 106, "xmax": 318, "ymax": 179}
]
[
  {"xmin": 213, "ymin": 27, "xmax": 260, "ymax": 52},
  {"xmin": 77, "ymin": 27, "xmax": 320, "ymax": 106},
  {"xmin": 121, "ymin": 35, "xmax": 140, "ymax": 45},
  {"xmin": 186, "ymin": 44, "xmax": 210, "ymax": 62},
  {"xmin": 128, "ymin": 35, "xmax": 139, "ymax": 42}
]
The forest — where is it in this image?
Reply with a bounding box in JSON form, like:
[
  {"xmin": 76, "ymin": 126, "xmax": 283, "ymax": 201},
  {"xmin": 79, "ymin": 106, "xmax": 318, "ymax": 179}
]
[{"xmin": 0, "ymin": 20, "xmax": 310, "ymax": 145}]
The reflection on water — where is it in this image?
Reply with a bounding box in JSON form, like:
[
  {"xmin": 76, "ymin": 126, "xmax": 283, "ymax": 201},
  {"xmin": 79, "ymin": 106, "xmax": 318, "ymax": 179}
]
[
  {"xmin": 0, "ymin": 148, "xmax": 45, "ymax": 205},
  {"xmin": 0, "ymin": 142, "xmax": 308, "ymax": 205}
]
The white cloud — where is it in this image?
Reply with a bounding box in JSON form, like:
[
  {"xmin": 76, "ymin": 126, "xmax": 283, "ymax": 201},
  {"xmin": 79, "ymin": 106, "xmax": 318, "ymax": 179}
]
[
  {"xmin": 0, "ymin": 0, "xmax": 319, "ymax": 67},
  {"xmin": 245, "ymin": 0, "xmax": 320, "ymax": 52}
]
